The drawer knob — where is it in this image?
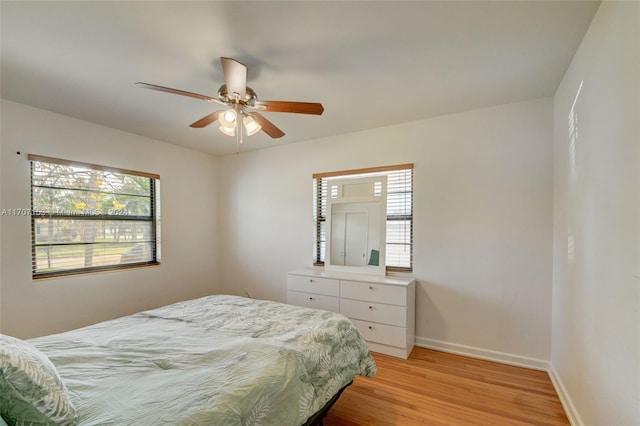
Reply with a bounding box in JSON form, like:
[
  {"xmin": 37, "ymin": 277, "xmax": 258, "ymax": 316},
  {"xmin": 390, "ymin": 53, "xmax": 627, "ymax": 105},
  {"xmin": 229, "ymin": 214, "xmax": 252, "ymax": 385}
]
[
  {"xmin": 368, "ymin": 326, "xmax": 373, "ymax": 330},
  {"xmin": 309, "ymin": 279, "xmax": 315, "ymax": 283},
  {"xmin": 309, "ymin": 297, "xmax": 314, "ymax": 300},
  {"xmin": 368, "ymin": 306, "xmax": 373, "ymax": 310},
  {"xmin": 369, "ymin": 286, "xmax": 374, "ymax": 290}
]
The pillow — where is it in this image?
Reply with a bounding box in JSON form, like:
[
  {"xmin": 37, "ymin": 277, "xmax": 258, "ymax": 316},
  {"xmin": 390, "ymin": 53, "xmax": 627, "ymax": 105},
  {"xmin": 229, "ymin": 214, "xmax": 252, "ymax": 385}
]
[{"xmin": 0, "ymin": 334, "xmax": 77, "ymax": 425}]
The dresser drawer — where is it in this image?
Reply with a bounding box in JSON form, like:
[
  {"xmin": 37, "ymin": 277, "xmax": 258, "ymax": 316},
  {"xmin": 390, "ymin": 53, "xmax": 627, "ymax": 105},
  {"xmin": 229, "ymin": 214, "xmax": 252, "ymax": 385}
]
[
  {"xmin": 340, "ymin": 299, "xmax": 407, "ymax": 327},
  {"xmin": 287, "ymin": 291, "xmax": 340, "ymax": 312},
  {"xmin": 287, "ymin": 274, "xmax": 340, "ymax": 297},
  {"xmin": 350, "ymin": 319, "xmax": 407, "ymax": 348},
  {"xmin": 340, "ymin": 280, "xmax": 407, "ymax": 306}
]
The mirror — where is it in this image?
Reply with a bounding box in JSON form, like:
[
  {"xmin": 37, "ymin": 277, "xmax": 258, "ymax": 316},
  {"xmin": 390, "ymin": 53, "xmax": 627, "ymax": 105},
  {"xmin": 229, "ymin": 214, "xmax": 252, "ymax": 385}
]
[{"xmin": 325, "ymin": 176, "xmax": 387, "ymax": 275}]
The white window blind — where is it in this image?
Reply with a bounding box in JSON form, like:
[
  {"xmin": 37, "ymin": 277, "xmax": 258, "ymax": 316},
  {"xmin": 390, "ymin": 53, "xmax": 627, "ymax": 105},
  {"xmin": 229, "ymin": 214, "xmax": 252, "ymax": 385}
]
[
  {"xmin": 313, "ymin": 164, "xmax": 413, "ymax": 271},
  {"xmin": 29, "ymin": 155, "xmax": 161, "ymax": 278}
]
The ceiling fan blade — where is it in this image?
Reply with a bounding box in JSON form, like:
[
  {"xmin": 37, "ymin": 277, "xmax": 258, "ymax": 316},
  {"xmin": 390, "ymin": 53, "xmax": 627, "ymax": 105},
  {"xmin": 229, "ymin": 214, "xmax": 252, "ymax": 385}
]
[
  {"xmin": 135, "ymin": 82, "xmax": 225, "ymax": 105},
  {"xmin": 220, "ymin": 57, "xmax": 247, "ymax": 99},
  {"xmin": 254, "ymin": 100, "xmax": 324, "ymax": 115},
  {"xmin": 248, "ymin": 112, "xmax": 285, "ymax": 139},
  {"xmin": 189, "ymin": 111, "xmax": 222, "ymax": 128}
]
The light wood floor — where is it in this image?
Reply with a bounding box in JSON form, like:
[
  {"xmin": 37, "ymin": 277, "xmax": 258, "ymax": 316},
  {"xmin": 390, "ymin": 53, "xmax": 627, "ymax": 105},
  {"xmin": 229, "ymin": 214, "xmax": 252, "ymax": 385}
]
[{"xmin": 324, "ymin": 347, "xmax": 569, "ymax": 425}]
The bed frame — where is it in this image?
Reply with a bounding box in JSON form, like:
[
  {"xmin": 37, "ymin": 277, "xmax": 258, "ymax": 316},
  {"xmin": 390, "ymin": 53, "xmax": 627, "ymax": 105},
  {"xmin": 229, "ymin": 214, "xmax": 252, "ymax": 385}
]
[{"xmin": 304, "ymin": 381, "xmax": 352, "ymax": 426}]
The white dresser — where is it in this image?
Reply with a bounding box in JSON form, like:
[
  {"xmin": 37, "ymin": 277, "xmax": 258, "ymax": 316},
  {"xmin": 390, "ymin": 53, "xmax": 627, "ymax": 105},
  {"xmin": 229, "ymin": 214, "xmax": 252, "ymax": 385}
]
[{"xmin": 287, "ymin": 268, "xmax": 415, "ymax": 359}]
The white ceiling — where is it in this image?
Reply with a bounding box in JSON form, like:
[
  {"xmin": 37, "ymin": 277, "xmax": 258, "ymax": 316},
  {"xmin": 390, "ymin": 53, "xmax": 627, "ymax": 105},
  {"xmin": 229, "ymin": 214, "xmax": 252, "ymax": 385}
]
[{"xmin": 1, "ymin": 1, "xmax": 600, "ymax": 156}]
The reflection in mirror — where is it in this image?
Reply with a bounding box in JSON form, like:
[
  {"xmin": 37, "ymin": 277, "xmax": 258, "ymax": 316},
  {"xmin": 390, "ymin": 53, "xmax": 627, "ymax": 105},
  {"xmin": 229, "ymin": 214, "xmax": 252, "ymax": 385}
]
[{"xmin": 325, "ymin": 176, "xmax": 387, "ymax": 275}]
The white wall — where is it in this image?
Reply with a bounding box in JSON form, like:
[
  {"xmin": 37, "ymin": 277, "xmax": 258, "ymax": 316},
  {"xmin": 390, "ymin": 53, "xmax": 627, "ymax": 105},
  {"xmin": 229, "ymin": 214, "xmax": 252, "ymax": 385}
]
[
  {"xmin": 551, "ymin": 2, "xmax": 640, "ymax": 425},
  {"xmin": 0, "ymin": 101, "xmax": 3, "ymax": 332},
  {"xmin": 0, "ymin": 100, "xmax": 221, "ymax": 338},
  {"xmin": 218, "ymin": 97, "xmax": 554, "ymax": 364}
]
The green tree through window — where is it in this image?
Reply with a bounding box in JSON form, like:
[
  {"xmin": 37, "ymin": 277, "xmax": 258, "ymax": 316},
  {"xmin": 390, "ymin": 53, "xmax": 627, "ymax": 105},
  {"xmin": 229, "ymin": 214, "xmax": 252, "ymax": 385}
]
[{"xmin": 29, "ymin": 155, "xmax": 161, "ymax": 278}]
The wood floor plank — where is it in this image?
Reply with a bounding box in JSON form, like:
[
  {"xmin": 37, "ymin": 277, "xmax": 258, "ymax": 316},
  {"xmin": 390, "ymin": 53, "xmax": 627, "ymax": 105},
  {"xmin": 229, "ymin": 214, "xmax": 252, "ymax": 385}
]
[{"xmin": 325, "ymin": 347, "xmax": 569, "ymax": 425}]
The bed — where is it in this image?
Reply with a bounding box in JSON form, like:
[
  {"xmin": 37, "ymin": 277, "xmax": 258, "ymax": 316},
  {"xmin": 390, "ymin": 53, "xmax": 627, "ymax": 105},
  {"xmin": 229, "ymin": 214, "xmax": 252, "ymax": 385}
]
[{"xmin": 0, "ymin": 294, "xmax": 377, "ymax": 425}]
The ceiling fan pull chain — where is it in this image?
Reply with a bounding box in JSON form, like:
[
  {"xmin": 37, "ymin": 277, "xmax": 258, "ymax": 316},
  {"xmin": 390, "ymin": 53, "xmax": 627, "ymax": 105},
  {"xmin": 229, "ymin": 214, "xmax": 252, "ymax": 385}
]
[{"xmin": 236, "ymin": 108, "xmax": 244, "ymax": 143}]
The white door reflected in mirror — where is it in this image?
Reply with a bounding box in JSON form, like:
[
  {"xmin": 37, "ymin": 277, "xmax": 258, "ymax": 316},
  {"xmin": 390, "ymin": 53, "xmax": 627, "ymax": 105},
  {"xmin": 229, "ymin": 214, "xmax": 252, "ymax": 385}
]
[{"xmin": 330, "ymin": 211, "xmax": 368, "ymax": 266}]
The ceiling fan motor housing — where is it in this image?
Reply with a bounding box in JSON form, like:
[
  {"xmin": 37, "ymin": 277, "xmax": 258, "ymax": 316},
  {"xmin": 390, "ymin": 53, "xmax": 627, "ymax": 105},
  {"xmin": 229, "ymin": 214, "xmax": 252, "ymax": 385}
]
[{"xmin": 217, "ymin": 84, "xmax": 257, "ymax": 106}]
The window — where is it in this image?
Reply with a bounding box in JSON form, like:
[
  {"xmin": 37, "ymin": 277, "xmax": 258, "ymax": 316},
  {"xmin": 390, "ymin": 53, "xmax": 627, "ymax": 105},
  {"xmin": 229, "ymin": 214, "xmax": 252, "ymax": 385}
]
[
  {"xmin": 313, "ymin": 164, "xmax": 413, "ymax": 272},
  {"xmin": 29, "ymin": 155, "xmax": 160, "ymax": 278}
]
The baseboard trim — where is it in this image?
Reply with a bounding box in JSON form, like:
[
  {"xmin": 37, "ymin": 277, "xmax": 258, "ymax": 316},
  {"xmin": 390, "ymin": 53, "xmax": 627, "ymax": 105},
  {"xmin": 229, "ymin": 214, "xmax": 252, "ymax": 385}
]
[
  {"xmin": 548, "ymin": 363, "xmax": 583, "ymax": 426},
  {"xmin": 415, "ymin": 336, "xmax": 550, "ymax": 371}
]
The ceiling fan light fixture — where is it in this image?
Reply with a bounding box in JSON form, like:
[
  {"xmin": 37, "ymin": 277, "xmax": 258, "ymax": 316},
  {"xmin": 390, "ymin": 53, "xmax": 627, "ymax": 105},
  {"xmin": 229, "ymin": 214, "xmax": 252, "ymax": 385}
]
[
  {"xmin": 220, "ymin": 108, "xmax": 237, "ymax": 127},
  {"xmin": 243, "ymin": 115, "xmax": 261, "ymax": 136},
  {"xmin": 218, "ymin": 123, "xmax": 235, "ymax": 136}
]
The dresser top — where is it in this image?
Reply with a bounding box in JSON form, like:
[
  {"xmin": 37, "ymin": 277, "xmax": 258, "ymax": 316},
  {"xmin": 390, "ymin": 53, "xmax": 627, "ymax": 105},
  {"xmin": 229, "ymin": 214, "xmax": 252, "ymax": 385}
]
[{"xmin": 288, "ymin": 267, "xmax": 415, "ymax": 286}]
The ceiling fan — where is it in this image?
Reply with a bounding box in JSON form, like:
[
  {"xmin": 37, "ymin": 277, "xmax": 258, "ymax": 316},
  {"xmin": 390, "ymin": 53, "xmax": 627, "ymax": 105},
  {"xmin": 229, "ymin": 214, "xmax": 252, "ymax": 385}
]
[{"xmin": 136, "ymin": 57, "xmax": 324, "ymax": 149}]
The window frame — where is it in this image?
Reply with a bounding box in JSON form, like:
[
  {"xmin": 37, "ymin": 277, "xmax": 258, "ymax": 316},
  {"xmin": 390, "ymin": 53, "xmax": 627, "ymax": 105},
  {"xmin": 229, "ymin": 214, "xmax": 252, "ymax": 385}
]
[
  {"xmin": 28, "ymin": 154, "xmax": 161, "ymax": 279},
  {"xmin": 313, "ymin": 163, "xmax": 414, "ymax": 272}
]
